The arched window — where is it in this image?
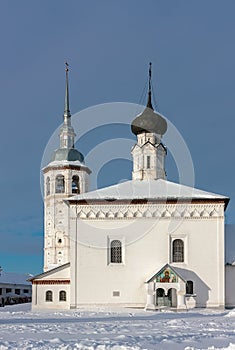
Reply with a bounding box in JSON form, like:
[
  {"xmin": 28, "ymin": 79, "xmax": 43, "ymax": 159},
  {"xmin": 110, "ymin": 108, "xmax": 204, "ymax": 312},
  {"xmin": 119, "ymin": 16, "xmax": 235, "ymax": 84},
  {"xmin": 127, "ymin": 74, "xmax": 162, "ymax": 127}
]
[
  {"xmin": 45, "ymin": 290, "xmax": 53, "ymax": 302},
  {"xmin": 46, "ymin": 177, "xmax": 50, "ymax": 196},
  {"xmin": 186, "ymin": 280, "xmax": 194, "ymax": 295},
  {"xmin": 72, "ymin": 175, "xmax": 80, "ymax": 194},
  {"xmin": 110, "ymin": 240, "xmax": 122, "ymax": 263},
  {"xmin": 59, "ymin": 290, "xmax": 66, "ymax": 301},
  {"xmin": 172, "ymin": 239, "xmax": 184, "ymax": 262},
  {"xmin": 55, "ymin": 175, "xmax": 65, "ymax": 193}
]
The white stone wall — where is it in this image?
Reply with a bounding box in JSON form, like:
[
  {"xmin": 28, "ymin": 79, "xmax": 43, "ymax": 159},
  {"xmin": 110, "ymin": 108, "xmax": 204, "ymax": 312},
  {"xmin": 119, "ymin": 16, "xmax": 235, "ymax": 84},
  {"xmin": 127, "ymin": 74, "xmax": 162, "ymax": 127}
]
[
  {"xmin": 69, "ymin": 202, "xmax": 225, "ymax": 308},
  {"xmin": 31, "ymin": 265, "xmax": 70, "ymax": 310},
  {"xmin": 131, "ymin": 132, "xmax": 166, "ymax": 180},
  {"xmin": 43, "ymin": 165, "xmax": 89, "ymax": 271},
  {"xmin": 32, "ymin": 283, "xmax": 70, "ymax": 310}
]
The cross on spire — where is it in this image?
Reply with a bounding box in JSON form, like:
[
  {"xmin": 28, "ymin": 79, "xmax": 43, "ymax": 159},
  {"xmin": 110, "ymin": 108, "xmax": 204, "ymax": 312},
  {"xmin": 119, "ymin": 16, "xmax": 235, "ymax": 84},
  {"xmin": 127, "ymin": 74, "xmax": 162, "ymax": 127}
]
[
  {"xmin": 59, "ymin": 62, "xmax": 75, "ymax": 149},
  {"xmin": 147, "ymin": 62, "xmax": 153, "ymax": 110},
  {"xmin": 64, "ymin": 61, "xmax": 71, "ymax": 122}
]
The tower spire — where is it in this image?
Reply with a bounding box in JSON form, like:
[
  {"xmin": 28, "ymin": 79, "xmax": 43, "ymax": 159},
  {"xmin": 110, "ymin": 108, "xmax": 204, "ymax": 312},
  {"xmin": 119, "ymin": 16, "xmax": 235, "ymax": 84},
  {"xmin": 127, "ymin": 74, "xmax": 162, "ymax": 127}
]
[
  {"xmin": 64, "ymin": 62, "xmax": 71, "ymax": 123},
  {"xmin": 147, "ymin": 62, "xmax": 153, "ymax": 110},
  {"xmin": 59, "ymin": 62, "xmax": 75, "ymax": 149}
]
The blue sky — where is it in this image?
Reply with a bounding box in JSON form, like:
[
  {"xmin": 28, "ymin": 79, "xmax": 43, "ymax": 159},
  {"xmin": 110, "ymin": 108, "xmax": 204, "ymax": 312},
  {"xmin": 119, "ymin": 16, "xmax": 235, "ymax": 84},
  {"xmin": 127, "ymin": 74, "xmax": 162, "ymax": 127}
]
[{"xmin": 0, "ymin": 1, "xmax": 235, "ymax": 274}]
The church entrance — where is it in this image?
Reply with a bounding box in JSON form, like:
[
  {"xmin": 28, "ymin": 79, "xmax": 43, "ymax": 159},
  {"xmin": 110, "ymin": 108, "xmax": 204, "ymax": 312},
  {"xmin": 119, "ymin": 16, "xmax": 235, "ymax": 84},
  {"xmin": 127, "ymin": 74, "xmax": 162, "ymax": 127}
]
[
  {"xmin": 156, "ymin": 288, "xmax": 177, "ymax": 307},
  {"xmin": 146, "ymin": 264, "xmax": 187, "ymax": 310},
  {"xmin": 156, "ymin": 288, "xmax": 171, "ymax": 307}
]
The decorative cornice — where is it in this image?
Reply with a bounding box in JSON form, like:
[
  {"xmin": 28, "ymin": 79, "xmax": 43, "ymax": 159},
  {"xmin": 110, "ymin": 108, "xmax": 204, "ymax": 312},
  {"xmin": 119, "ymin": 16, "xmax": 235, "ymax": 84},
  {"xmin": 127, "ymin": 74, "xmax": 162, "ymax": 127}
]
[
  {"xmin": 74, "ymin": 203, "xmax": 224, "ymax": 220},
  {"xmin": 43, "ymin": 165, "xmax": 91, "ymax": 174},
  {"xmin": 32, "ymin": 280, "xmax": 70, "ymax": 285}
]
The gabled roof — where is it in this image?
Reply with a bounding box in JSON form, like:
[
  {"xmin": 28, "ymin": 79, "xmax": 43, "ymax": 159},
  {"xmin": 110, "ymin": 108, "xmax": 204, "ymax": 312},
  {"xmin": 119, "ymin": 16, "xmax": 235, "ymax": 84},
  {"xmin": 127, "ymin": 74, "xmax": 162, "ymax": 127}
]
[
  {"xmin": 67, "ymin": 179, "xmax": 228, "ymax": 203},
  {"xmin": 146, "ymin": 263, "xmax": 187, "ymax": 283},
  {"xmin": 0, "ymin": 271, "xmax": 32, "ymax": 285},
  {"xmin": 28, "ymin": 263, "xmax": 70, "ymax": 281}
]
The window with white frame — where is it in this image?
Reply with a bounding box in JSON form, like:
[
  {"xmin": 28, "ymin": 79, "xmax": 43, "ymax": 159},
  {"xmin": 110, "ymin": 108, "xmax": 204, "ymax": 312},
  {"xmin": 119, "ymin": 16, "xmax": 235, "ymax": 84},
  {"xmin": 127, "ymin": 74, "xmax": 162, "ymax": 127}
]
[
  {"xmin": 172, "ymin": 239, "xmax": 184, "ymax": 262},
  {"xmin": 110, "ymin": 240, "xmax": 122, "ymax": 263},
  {"xmin": 45, "ymin": 290, "xmax": 53, "ymax": 302},
  {"xmin": 59, "ymin": 290, "xmax": 66, "ymax": 301}
]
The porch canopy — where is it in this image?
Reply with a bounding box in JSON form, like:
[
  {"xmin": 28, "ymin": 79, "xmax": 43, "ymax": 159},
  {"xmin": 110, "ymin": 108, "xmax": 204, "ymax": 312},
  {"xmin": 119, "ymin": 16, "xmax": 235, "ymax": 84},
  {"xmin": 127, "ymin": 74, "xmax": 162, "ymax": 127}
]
[{"xmin": 145, "ymin": 264, "xmax": 187, "ymax": 309}]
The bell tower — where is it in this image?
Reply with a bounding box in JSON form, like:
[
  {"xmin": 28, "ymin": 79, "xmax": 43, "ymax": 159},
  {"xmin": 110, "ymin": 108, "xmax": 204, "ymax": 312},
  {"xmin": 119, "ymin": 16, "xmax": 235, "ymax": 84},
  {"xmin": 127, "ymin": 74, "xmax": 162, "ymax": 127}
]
[
  {"xmin": 131, "ymin": 63, "xmax": 167, "ymax": 180},
  {"xmin": 42, "ymin": 63, "xmax": 91, "ymax": 272}
]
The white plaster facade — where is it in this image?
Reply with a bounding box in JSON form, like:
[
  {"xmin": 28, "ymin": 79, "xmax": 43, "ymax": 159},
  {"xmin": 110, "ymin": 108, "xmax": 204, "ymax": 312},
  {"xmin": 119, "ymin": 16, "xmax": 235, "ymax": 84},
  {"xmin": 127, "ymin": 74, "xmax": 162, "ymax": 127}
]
[
  {"xmin": 131, "ymin": 132, "xmax": 166, "ymax": 180},
  {"xmin": 31, "ymin": 263, "xmax": 70, "ymax": 310},
  {"xmin": 31, "ymin": 176, "xmax": 228, "ymax": 310},
  {"xmin": 43, "ymin": 162, "xmax": 90, "ymax": 271},
  {"xmin": 67, "ymin": 199, "xmax": 226, "ymax": 309}
]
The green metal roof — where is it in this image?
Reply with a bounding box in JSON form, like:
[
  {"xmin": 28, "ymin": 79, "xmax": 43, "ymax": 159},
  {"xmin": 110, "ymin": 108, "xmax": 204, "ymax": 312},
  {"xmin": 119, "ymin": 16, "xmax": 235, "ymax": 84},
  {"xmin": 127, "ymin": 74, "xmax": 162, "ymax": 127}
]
[{"xmin": 51, "ymin": 148, "xmax": 84, "ymax": 162}]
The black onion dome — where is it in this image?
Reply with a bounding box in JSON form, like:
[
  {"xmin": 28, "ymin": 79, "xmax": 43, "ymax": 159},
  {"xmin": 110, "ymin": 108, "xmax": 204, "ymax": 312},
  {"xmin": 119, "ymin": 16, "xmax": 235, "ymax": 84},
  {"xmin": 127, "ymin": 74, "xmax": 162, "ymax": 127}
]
[
  {"xmin": 51, "ymin": 148, "xmax": 84, "ymax": 162},
  {"xmin": 131, "ymin": 106, "xmax": 167, "ymax": 136}
]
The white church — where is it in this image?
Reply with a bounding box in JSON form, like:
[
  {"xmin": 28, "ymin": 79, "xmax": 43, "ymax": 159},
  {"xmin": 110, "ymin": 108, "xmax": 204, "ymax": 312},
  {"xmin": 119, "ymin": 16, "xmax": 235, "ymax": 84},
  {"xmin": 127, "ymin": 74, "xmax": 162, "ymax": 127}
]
[{"xmin": 30, "ymin": 64, "xmax": 234, "ymax": 310}]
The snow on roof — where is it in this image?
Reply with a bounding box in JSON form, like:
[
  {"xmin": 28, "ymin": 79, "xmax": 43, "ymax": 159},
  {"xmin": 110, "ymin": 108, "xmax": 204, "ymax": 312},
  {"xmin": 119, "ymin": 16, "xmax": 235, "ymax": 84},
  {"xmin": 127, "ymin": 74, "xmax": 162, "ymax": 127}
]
[
  {"xmin": 68, "ymin": 179, "xmax": 228, "ymax": 202},
  {"xmin": 0, "ymin": 271, "xmax": 32, "ymax": 285},
  {"xmin": 49, "ymin": 160, "xmax": 84, "ymax": 166},
  {"xmin": 43, "ymin": 159, "xmax": 87, "ymax": 170},
  {"xmin": 29, "ymin": 262, "xmax": 70, "ymax": 281}
]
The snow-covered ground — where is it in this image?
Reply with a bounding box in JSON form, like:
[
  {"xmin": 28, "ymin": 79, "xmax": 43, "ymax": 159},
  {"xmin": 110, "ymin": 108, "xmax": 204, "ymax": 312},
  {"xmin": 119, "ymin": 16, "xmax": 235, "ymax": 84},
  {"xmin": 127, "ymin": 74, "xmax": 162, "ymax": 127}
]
[{"xmin": 0, "ymin": 304, "xmax": 235, "ymax": 349}]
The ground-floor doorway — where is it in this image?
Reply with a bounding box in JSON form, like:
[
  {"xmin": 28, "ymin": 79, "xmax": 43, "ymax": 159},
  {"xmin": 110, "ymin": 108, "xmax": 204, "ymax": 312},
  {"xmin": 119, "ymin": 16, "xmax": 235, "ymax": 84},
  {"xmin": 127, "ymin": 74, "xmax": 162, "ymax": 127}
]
[{"xmin": 156, "ymin": 288, "xmax": 177, "ymax": 307}]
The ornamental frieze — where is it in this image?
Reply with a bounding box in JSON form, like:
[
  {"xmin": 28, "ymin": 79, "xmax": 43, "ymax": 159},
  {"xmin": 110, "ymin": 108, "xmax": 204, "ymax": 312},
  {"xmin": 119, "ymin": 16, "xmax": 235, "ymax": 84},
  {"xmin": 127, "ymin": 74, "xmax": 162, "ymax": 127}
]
[{"xmin": 73, "ymin": 203, "xmax": 224, "ymax": 220}]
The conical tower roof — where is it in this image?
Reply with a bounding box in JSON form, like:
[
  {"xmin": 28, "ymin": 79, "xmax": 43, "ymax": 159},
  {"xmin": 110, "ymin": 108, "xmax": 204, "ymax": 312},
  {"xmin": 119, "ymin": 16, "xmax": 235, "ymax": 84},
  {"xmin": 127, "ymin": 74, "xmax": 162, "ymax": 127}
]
[{"xmin": 51, "ymin": 63, "xmax": 84, "ymax": 163}]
